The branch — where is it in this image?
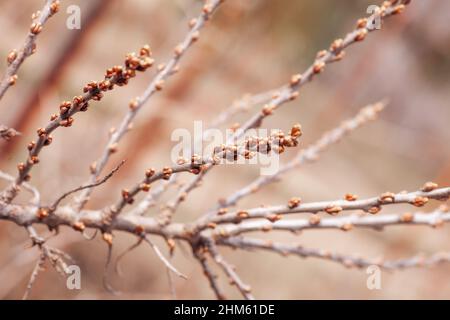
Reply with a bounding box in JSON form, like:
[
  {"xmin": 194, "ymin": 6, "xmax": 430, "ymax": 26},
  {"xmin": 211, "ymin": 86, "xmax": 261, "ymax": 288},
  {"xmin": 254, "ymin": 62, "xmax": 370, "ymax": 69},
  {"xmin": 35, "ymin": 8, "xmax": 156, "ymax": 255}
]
[
  {"xmin": 205, "ymin": 101, "xmax": 386, "ymax": 216},
  {"xmin": 0, "ymin": 0, "xmax": 60, "ymax": 102},
  {"xmin": 0, "ymin": 45, "xmax": 154, "ymax": 203},
  {"xmin": 193, "ymin": 247, "xmax": 226, "ymax": 300},
  {"xmin": 0, "ymin": 125, "xmax": 20, "ymax": 141},
  {"xmin": 110, "ymin": 124, "xmax": 301, "ymax": 221},
  {"xmin": 206, "ymin": 239, "xmax": 254, "ymax": 300},
  {"xmin": 49, "ymin": 160, "xmax": 125, "ymax": 211},
  {"xmin": 212, "ymin": 206, "xmax": 450, "ymax": 237},
  {"xmin": 0, "ymin": 170, "xmax": 40, "ymax": 205},
  {"xmin": 220, "ymin": 236, "xmax": 450, "ymax": 270},
  {"xmin": 74, "ymin": 0, "xmax": 225, "ymax": 211},
  {"xmin": 164, "ymin": 0, "xmax": 411, "ymax": 219},
  {"xmin": 199, "ymin": 185, "xmax": 449, "ymax": 228}
]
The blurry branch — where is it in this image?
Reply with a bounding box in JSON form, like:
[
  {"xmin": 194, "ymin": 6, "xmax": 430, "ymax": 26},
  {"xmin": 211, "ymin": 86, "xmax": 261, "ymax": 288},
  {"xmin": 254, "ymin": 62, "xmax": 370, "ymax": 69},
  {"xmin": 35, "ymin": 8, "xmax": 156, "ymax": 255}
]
[
  {"xmin": 0, "ymin": 45, "xmax": 155, "ymax": 203},
  {"xmin": 193, "ymin": 247, "xmax": 226, "ymax": 300},
  {"xmin": 220, "ymin": 236, "xmax": 450, "ymax": 270},
  {"xmin": 22, "ymin": 225, "xmax": 73, "ymax": 299},
  {"xmin": 164, "ymin": 0, "xmax": 411, "ymax": 219},
  {"xmin": 205, "ymin": 101, "xmax": 386, "ymax": 218},
  {"xmin": 74, "ymin": 0, "xmax": 225, "ymax": 211},
  {"xmin": 0, "ymin": 125, "xmax": 20, "ymax": 141},
  {"xmin": 216, "ymin": 205, "xmax": 449, "ymax": 237},
  {"xmin": 209, "ymin": 89, "xmax": 279, "ymax": 128},
  {"xmin": 142, "ymin": 235, "xmax": 187, "ymax": 279},
  {"xmin": 0, "ymin": 0, "xmax": 60, "ymax": 102},
  {"xmin": 0, "ymin": 170, "xmax": 40, "ymax": 205},
  {"xmin": 206, "ymin": 239, "xmax": 254, "ymax": 300}
]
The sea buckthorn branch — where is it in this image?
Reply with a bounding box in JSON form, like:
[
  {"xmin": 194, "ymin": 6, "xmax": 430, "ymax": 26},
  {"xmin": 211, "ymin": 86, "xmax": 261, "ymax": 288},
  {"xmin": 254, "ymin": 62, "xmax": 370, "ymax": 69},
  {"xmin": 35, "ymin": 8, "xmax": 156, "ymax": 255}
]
[
  {"xmin": 163, "ymin": 0, "xmax": 411, "ymax": 221},
  {"xmin": 219, "ymin": 236, "xmax": 450, "ymax": 270},
  {"xmin": 136, "ymin": 89, "xmax": 277, "ymax": 216},
  {"xmin": 0, "ymin": 45, "xmax": 154, "ymax": 203},
  {"xmin": 0, "ymin": 0, "xmax": 60, "ymax": 102},
  {"xmin": 208, "ymin": 89, "xmax": 279, "ymax": 128},
  {"xmin": 204, "ymin": 238, "xmax": 255, "ymax": 300},
  {"xmin": 74, "ymin": 0, "xmax": 225, "ymax": 211},
  {"xmin": 49, "ymin": 160, "xmax": 125, "ymax": 213},
  {"xmin": 110, "ymin": 124, "xmax": 302, "ymax": 220},
  {"xmin": 211, "ymin": 205, "xmax": 449, "ymax": 237},
  {"xmin": 22, "ymin": 225, "xmax": 74, "ymax": 299},
  {"xmin": 0, "ymin": 201, "xmax": 187, "ymax": 239},
  {"xmin": 232, "ymin": 0, "xmax": 409, "ymax": 137},
  {"xmin": 197, "ymin": 184, "xmax": 449, "ymax": 230},
  {"xmin": 0, "ymin": 170, "xmax": 40, "ymax": 205},
  {"xmin": 192, "ymin": 246, "xmax": 227, "ymax": 300},
  {"xmin": 131, "ymin": 175, "xmax": 177, "ymax": 216},
  {"xmin": 0, "ymin": 125, "xmax": 20, "ymax": 141},
  {"xmin": 203, "ymin": 101, "xmax": 386, "ymax": 219}
]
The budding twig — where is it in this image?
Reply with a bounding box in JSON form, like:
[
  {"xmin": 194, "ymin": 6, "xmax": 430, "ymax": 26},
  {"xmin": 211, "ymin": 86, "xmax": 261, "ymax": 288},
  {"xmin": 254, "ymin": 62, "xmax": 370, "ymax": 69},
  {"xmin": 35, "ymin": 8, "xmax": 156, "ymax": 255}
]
[
  {"xmin": 220, "ymin": 236, "xmax": 450, "ymax": 270},
  {"xmin": 164, "ymin": 0, "xmax": 411, "ymax": 221},
  {"xmin": 50, "ymin": 160, "xmax": 125, "ymax": 211},
  {"xmin": 0, "ymin": 45, "xmax": 153, "ymax": 203},
  {"xmin": 74, "ymin": 0, "xmax": 225, "ymax": 211},
  {"xmin": 204, "ymin": 101, "xmax": 386, "ymax": 218},
  {"xmin": 0, "ymin": 125, "xmax": 20, "ymax": 141},
  {"xmin": 200, "ymin": 186, "xmax": 449, "ymax": 229},
  {"xmin": 0, "ymin": 0, "xmax": 61, "ymax": 102}
]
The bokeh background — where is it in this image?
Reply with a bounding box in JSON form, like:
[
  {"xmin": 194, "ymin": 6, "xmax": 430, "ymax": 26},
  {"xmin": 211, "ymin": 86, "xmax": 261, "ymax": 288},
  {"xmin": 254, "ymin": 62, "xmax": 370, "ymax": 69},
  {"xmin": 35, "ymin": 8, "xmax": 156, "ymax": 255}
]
[{"xmin": 0, "ymin": 0, "xmax": 449, "ymax": 299}]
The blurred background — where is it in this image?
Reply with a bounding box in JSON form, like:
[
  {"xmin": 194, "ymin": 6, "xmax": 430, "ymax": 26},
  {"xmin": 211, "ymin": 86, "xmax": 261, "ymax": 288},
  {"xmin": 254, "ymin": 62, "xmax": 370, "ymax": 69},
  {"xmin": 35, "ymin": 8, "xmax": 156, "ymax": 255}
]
[{"xmin": 0, "ymin": 0, "xmax": 449, "ymax": 299}]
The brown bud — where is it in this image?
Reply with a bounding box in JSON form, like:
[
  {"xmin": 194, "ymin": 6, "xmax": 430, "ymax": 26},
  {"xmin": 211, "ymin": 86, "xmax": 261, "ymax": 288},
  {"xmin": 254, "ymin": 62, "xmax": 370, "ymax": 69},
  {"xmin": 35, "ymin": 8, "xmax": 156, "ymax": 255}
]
[
  {"xmin": 50, "ymin": 0, "xmax": 60, "ymax": 15},
  {"xmin": 155, "ymin": 80, "xmax": 164, "ymax": 91},
  {"xmin": 368, "ymin": 206, "xmax": 381, "ymax": 214},
  {"xmin": 290, "ymin": 124, "xmax": 302, "ymax": 138},
  {"xmin": 36, "ymin": 208, "xmax": 49, "ymax": 219},
  {"xmin": 288, "ymin": 197, "xmax": 301, "ymax": 209},
  {"xmin": 262, "ymin": 104, "xmax": 274, "ymax": 116},
  {"xmin": 7, "ymin": 50, "xmax": 17, "ymax": 65},
  {"xmin": 379, "ymin": 192, "xmax": 395, "ymax": 204},
  {"xmin": 325, "ymin": 205, "xmax": 342, "ymax": 215},
  {"xmin": 145, "ymin": 168, "xmax": 155, "ymax": 178},
  {"xmin": 344, "ymin": 193, "xmax": 358, "ymax": 201},
  {"xmin": 30, "ymin": 22, "xmax": 43, "ymax": 34},
  {"xmin": 309, "ymin": 214, "xmax": 321, "ymax": 225},
  {"xmin": 400, "ymin": 212, "xmax": 414, "ymax": 223},
  {"xmin": 340, "ymin": 223, "xmax": 353, "ymax": 231},
  {"xmin": 412, "ymin": 196, "xmax": 428, "ymax": 207},
  {"xmin": 102, "ymin": 233, "xmax": 113, "ymax": 245},
  {"xmin": 313, "ymin": 61, "xmax": 325, "ymax": 74},
  {"xmin": 140, "ymin": 183, "xmax": 151, "ymax": 192},
  {"xmin": 267, "ymin": 214, "xmax": 282, "ymax": 223},
  {"xmin": 72, "ymin": 221, "xmax": 86, "ymax": 232},
  {"xmin": 421, "ymin": 182, "xmax": 438, "ymax": 192},
  {"xmin": 134, "ymin": 225, "xmax": 144, "ymax": 235},
  {"xmin": 290, "ymin": 74, "xmax": 302, "ymax": 86},
  {"xmin": 237, "ymin": 211, "xmax": 249, "ymax": 219},
  {"xmin": 355, "ymin": 29, "xmax": 368, "ymax": 41},
  {"xmin": 8, "ymin": 75, "xmax": 18, "ymax": 85},
  {"xmin": 356, "ymin": 18, "xmax": 367, "ymax": 29}
]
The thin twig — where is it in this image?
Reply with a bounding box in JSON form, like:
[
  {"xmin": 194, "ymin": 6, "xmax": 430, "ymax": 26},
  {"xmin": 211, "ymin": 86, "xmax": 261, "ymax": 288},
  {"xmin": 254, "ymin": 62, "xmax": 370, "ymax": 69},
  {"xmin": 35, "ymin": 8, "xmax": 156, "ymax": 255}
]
[
  {"xmin": 142, "ymin": 236, "xmax": 187, "ymax": 279},
  {"xmin": 50, "ymin": 160, "xmax": 125, "ymax": 211},
  {"xmin": 0, "ymin": 0, "xmax": 60, "ymax": 102},
  {"xmin": 74, "ymin": 0, "xmax": 225, "ymax": 211}
]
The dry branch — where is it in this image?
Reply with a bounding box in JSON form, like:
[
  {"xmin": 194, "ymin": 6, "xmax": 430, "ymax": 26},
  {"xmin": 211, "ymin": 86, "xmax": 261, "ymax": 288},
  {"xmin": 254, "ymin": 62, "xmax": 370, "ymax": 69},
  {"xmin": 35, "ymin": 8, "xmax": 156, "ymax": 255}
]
[{"xmin": 0, "ymin": 0, "xmax": 60, "ymax": 102}]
